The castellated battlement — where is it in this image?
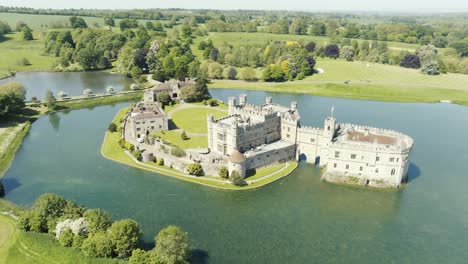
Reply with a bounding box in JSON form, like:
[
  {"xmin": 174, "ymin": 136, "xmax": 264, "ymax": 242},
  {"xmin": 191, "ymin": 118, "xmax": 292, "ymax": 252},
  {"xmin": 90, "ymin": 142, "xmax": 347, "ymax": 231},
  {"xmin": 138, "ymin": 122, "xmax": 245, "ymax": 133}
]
[{"xmin": 298, "ymin": 126, "xmax": 323, "ymax": 134}]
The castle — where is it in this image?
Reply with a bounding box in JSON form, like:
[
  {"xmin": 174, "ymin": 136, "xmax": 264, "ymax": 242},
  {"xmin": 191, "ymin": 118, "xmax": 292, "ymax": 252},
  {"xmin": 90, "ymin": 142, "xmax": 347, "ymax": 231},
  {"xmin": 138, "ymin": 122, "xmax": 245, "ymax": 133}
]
[
  {"xmin": 208, "ymin": 95, "xmax": 413, "ymax": 188},
  {"xmin": 126, "ymin": 92, "xmax": 413, "ymax": 188}
]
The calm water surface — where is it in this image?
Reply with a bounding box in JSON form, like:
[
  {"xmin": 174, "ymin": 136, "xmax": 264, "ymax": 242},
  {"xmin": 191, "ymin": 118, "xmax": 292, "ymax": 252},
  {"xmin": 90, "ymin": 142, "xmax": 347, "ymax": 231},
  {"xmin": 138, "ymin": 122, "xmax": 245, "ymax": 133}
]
[
  {"xmin": 0, "ymin": 72, "xmax": 133, "ymax": 100},
  {"xmin": 3, "ymin": 88, "xmax": 468, "ymax": 263}
]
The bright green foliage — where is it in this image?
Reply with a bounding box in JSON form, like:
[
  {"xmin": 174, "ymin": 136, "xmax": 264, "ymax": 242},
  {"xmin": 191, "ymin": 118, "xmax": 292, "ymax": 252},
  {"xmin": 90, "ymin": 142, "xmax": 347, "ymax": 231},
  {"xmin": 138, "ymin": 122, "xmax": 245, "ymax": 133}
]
[
  {"xmin": 133, "ymin": 149, "xmax": 142, "ymax": 161},
  {"xmin": 21, "ymin": 26, "xmax": 33, "ymax": 40},
  {"xmin": 17, "ymin": 193, "xmax": 84, "ymax": 233},
  {"xmin": 81, "ymin": 232, "xmax": 114, "ymax": 258},
  {"xmin": 263, "ymin": 64, "xmax": 286, "ymax": 82},
  {"xmin": 218, "ymin": 166, "xmax": 229, "ymax": 179},
  {"xmin": 108, "ymin": 219, "xmax": 141, "ymax": 259},
  {"xmin": 340, "ymin": 46, "xmax": 355, "ymax": 61},
  {"xmin": 230, "ymin": 171, "xmax": 247, "ymax": 186},
  {"xmin": 58, "ymin": 228, "xmax": 75, "ymax": 247},
  {"xmin": 0, "ymin": 82, "xmax": 26, "ymax": 117},
  {"xmin": 187, "ymin": 163, "xmax": 204, "ymax": 176},
  {"xmin": 240, "ymin": 67, "xmax": 257, "ymax": 81},
  {"xmin": 129, "ymin": 249, "xmax": 157, "ymax": 264},
  {"xmin": 157, "ymin": 158, "xmax": 164, "ymax": 166},
  {"xmin": 44, "ymin": 89, "xmax": 57, "ymax": 110},
  {"xmin": 69, "ymin": 16, "xmax": 88, "ymax": 28},
  {"xmin": 83, "ymin": 209, "xmax": 112, "ymax": 235},
  {"xmin": 154, "ymin": 225, "xmax": 189, "ymax": 264},
  {"xmin": 119, "ymin": 18, "xmax": 139, "ymax": 30}
]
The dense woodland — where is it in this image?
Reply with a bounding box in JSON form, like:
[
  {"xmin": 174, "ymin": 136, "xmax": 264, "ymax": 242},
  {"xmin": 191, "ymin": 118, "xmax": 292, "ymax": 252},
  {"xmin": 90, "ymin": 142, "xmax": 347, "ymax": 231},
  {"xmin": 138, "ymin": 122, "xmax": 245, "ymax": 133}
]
[{"xmin": 1, "ymin": 6, "xmax": 468, "ymax": 79}]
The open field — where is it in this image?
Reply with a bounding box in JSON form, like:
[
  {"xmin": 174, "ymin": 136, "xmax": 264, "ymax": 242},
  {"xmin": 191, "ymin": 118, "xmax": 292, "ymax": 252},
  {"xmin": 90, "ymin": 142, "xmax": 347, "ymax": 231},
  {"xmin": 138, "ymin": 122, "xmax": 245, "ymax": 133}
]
[
  {"xmin": 0, "ymin": 12, "xmax": 105, "ymax": 29},
  {"xmin": 0, "ymin": 32, "xmax": 55, "ymax": 79},
  {"xmin": 171, "ymin": 107, "xmax": 227, "ymax": 134}
]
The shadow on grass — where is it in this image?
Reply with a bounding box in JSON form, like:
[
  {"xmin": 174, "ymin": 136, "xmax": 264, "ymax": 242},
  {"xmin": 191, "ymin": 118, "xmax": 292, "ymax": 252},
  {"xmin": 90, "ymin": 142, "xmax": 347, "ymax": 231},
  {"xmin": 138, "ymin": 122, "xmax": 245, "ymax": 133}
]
[{"xmin": 0, "ymin": 35, "xmax": 13, "ymax": 43}]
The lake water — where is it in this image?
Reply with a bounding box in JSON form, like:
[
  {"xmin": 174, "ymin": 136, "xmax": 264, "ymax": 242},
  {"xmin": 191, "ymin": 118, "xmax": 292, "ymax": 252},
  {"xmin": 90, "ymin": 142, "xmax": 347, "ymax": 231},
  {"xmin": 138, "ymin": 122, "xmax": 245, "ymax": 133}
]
[
  {"xmin": 0, "ymin": 72, "xmax": 133, "ymax": 100},
  {"xmin": 3, "ymin": 87, "xmax": 468, "ymax": 263}
]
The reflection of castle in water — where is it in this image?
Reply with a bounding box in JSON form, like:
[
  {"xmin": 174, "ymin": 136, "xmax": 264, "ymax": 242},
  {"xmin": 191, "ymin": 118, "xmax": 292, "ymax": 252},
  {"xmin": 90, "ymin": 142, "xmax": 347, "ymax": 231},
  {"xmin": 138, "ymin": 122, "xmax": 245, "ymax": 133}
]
[{"xmin": 207, "ymin": 95, "xmax": 413, "ymax": 188}]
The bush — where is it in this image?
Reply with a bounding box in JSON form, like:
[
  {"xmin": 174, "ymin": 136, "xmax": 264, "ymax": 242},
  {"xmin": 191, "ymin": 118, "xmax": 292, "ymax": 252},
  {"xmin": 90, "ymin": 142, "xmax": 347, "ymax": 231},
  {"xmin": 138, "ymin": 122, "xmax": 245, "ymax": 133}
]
[
  {"xmin": 170, "ymin": 147, "xmax": 186, "ymax": 157},
  {"xmin": 230, "ymin": 171, "xmax": 247, "ymax": 186},
  {"xmin": 187, "ymin": 163, "xmax": 204, "ymax": 176},
  {"xmin": 181, "ymin": 131, "xmax": 188, "ymax": 140},
  {"xmin": 132, "ymin": 149, "xmax": 142, "ymax": 161},
  {"xmin": 421, "ymin": 60, "xmax": 440, "ymax": 75},
  {"xmin": 240, "ymin": 68, "xmax": 258, "ymax": 81},
  {"xmin": 218, "ymin": 166, "xmax": 229, "ymax": 179},
  {"xmin": 108, "ymin": 219, "xmax": 141, "ymax": 259},
  {"xmin": 81, "ymin": 232, "xmax": 114, "ymax": 258},
  {"xmin": 157, "ymin": 158, "xmax": 164, "ymax": 166},
  {"xmin": 400, "ymin": 54, "xmax": 421, "ymax": 69},
  {"xmin": 58, "ymin": 228, "xmax": 75, "ymax": 247},
  {"xmin": 324, "ymin": 44, "xmax": 340, "ymax": 59},
  {"xmin": 108, "ymin": 123, "xmax": 117, "ymax": 132},
  {"xmin": 207, "ymin": 98, "xmax": 219, "ymax": 107},
  {"xmin": 154, "ymin": 226, "xmax": 189, "ymax": 264},
  {"xmin": 83, "ymin": 209, "xmax": 112, "ymax": 235}
]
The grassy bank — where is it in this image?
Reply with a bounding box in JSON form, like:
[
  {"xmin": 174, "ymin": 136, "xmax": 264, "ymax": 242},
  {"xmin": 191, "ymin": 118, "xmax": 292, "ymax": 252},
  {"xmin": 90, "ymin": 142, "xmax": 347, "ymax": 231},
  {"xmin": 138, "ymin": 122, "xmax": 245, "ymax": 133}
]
[
  {"xmin": 209, "ymin": 79, "xmax": 468, "ymax": 105},
  {"xmin": 55, "ymin": 91, "xmax": 143, "ymax": 111},
  {"xmin": 0, "ymin": 122, "xmax": 31, "ymax": 178}
]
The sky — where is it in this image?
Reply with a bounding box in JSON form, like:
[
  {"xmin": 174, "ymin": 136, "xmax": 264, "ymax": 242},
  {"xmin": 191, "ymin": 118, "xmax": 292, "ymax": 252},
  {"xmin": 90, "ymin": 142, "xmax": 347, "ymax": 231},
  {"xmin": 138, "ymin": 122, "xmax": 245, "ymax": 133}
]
[{"xmin": 1, "ymin": 0, "xmax": 468, "ymax": 12}]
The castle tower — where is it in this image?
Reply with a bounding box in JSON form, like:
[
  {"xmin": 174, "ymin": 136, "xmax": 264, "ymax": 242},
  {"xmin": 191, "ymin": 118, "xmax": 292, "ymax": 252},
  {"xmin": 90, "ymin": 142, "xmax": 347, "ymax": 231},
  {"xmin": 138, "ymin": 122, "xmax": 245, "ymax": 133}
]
[
  {"xmin": 265, "ymin": 96, "xmax": 272, "ymax": 105},
  {"xmin": 239, "ymin": 94, "xmax": 247, "ymax": 106},
  {"xmin": 323, "ymin": 117, "xmax": 337, "ymax": 142},
  {"xmin": 228, "ymin": 97, "xmax": 236, "ymax": 115},
  {"xmin": 207, "ymin": 114, "xmax": 214, "ymax": 150},
  {"xmin": 290, "ymin": 101, "xmax": 298, "ymax": 112},
  {"xmin": 228, "ymin": 150, "xmax": 247, "ymax": 179}
]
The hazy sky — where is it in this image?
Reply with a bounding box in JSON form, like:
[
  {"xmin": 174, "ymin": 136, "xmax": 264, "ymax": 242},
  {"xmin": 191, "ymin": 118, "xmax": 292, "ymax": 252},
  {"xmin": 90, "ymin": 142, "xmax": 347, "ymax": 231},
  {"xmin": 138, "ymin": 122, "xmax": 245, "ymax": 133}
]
[{"xmin": 1, "ymin": 0, "xmax": 468, "ymax": 12}]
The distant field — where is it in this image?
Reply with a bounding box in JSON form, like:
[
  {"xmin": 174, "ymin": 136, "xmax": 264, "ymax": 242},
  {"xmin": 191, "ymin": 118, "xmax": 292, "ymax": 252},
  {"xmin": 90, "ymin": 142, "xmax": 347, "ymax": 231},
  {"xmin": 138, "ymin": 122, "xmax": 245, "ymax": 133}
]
[
  {"xmin": 0, "ymin": 12, "xmax": 157, "ymax": 29},
  {"xmin": 0, "ymin": 32, "xmax": 55, "ymax": 79}
]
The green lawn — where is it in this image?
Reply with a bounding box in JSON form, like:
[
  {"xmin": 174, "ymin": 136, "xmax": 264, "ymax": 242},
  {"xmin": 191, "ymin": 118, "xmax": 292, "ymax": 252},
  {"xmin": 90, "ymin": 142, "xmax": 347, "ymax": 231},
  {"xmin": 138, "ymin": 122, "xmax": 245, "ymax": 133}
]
[
  {"xmin": 0, "ymin": 31, "xmax": 55, "ymax": 78},
  {"xmin": 153, "ymin": 130, "xmax": 207, "ymax": 149},
  {"xmin": 246, "ymin": 163, "xmax": 287, "ymax": 181},
  {"xmin": 171, "ymin": 107, "xmax": 227, "ymax": 134}
]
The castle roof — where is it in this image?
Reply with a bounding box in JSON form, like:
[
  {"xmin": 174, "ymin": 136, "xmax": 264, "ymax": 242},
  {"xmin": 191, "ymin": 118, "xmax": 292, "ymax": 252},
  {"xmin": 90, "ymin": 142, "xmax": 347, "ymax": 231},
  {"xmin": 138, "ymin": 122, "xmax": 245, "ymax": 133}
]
[{"xmin": 229, "ymin": 150, "xmax": 247, "ymax": 163}]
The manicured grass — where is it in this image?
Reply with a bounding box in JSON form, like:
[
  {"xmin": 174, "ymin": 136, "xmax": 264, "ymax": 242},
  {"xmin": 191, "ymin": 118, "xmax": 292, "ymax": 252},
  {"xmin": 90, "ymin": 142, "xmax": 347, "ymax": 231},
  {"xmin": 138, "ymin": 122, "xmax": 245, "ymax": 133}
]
[
  {"xmin": 246, "ymin": 163, "xmax": 287, "ymax": 181},
  {"xmin": 0, "ymin": 32, "xmax": 55, "ymax": 78},
  {"xmin": 0, "ymin": 12, "xmax": 105, "ymax": 30},
  {"xmin": 153, "ymin": 130, "xmax": 207, "ymax": 149},
  {"xmin": 246, "ymin": 162, "xmax": 298, "ymax": 188},
  {"xmin": 171, "ymin": 107, "xmax": 227, "ymax": 133}
]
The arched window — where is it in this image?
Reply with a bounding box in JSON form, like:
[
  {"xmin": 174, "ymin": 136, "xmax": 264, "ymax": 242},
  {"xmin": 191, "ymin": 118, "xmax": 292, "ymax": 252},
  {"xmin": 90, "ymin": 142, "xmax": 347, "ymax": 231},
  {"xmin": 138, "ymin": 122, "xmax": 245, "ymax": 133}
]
[{"xmin": 391, "ymin": 168, "xmax": 396, "ymax": 176}]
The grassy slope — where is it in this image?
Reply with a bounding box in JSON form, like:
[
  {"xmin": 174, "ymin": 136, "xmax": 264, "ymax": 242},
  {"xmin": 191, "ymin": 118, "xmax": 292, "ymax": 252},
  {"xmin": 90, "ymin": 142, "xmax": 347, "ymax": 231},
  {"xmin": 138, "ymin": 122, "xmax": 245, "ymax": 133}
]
[
  {"xmin": 0, "ymin": 31, "xmax": 55, "ymax": 78},
  {"xmin": 0, "ymin": 122, "xmax": 31, "ymax": 178},
  {"xmin": 171, "ymin": 107, "xmax": 227, "ymax": 134}
]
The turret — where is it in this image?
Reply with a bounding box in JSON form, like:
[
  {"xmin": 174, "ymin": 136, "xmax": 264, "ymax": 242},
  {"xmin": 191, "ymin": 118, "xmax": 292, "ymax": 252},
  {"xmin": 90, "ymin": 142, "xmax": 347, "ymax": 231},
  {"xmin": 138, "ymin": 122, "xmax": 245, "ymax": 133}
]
[
  {"xmin": 228, "ymin": 97, "xmax": 236, "ymax": 115},
  {"xmin": 265, "ymin": 96, "xmax": 272, "ymax": 105},
  {"xmin": 290, "ymin": 101, "xmax": 297, "ymax": 112},
  {"xmin": 239, "ymin": 94, "xmax": 247, "ymax": 106},
  {"xmin": 323, "ymin": 117, "xmax": 337, "ymax": 142}
]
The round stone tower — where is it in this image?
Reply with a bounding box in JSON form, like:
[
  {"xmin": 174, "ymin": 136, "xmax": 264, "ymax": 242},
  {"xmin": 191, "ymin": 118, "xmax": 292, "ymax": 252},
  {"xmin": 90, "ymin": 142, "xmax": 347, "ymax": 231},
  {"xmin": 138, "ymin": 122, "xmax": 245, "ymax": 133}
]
[{"xmin": 228, "ymin": 150, "xmax": 247, "ymax": 179}]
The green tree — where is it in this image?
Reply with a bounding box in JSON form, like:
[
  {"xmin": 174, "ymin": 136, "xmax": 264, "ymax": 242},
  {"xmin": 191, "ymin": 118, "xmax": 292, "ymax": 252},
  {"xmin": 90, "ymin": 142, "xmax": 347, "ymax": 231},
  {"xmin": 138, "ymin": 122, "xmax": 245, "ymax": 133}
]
[
  {"xmin": 154, "ymin": 225, "xmax": 189, "ymax": 264},
  {"xmin": 76, "ymin": 46, "xmax": 99, "ymax": 70},
  {"xmin": 83, "ymin": 208, "xmax": 112, "ymax": 235},
  {"xmin": 69, "ymin": 16, "xmax": 88, "ymax": 28},
  {"xmin": 108, "ymin": 219, "xmax": 141, "ymax": 259},
  {"xmin": 82, "ymin": 232, "xmax": 114, "ymax": 258},
  {"xmin": 0, "ymin": 82, "xmax": 26, "ymax": 117},
  {"xmin": 230, "ymin": 171, "xmax": 247, "ymax": 186},
  {"xmin": 157, "ymin": 91, "xmax": 172, "ymax": 105},
  {"xmin": 58, "ymin": 228, "xmax": 75, "ymax": 247},
  {"xmin": 218, "ymin": 166, "xmax": 229, "ymax": 179},
  {"xmin": 104, "ymin": 17, "xmax": 115, "ymax": 27},
  {"xmin": 108, "ymin": 123, "xmax": 118, "ymax": 132},
  {"xmin": 21, "ymin": 26, "xmax": 33, "ymax": 40},
  {"xmin": 240, "ymin": 67, "xmax": 257, "ymax": 81},
  {"xmin": 44, "ymin": 90, "xmax": 57, "ymax": 110},
  {"xmin": 187, "ymin": 163, "xmax": 204, "ymax": 176},
  {"xmin": 223, "ymin": 67, "xmax": 237, "ymax": 80},
  {"xmin": 324, "ymin": 44, "xmax": 340, "ymax": 59},
  {"xmin": 129, "ymin": 249, "xmax": 157, "ymax": 264},
  {"xmin": 340, "ymin": 46, "xmax": 355, "ymax": 61}
]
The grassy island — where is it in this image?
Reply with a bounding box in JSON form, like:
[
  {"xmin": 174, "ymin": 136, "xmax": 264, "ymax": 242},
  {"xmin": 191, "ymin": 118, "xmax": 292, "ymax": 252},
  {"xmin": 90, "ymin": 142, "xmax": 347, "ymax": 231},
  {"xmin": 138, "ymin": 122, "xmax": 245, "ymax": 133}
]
[{"xmin": 101, "ymin": 106, "xmax": 298, "ymax": 190}]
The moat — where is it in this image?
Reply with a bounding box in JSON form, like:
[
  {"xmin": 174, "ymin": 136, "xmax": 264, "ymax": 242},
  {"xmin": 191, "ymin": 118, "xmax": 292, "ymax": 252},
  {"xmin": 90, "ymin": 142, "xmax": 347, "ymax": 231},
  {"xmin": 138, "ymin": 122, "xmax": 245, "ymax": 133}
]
[{"xmin": 3, "ymin": 88, "xmax": 468, "ymax": 263}]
